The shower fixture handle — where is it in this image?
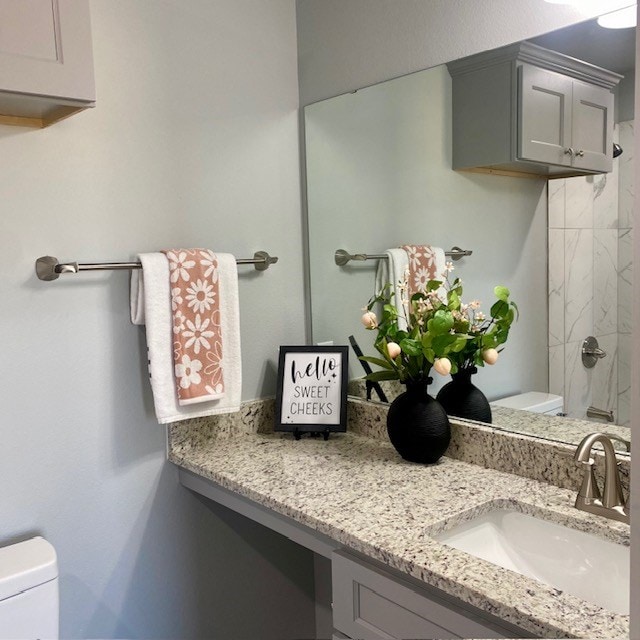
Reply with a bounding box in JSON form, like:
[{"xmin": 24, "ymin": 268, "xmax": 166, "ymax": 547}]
[{"xmin": 582, "ymin": 336, "xmax": 606, "ymax": 369}]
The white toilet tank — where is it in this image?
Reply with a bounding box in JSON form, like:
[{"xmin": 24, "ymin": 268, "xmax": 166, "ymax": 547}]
[
  {"xmin": 0, "ymin": 537, "xmax": 58, "ymax": 640},
  {"xmin": 491, "ymin": 391, "xmax": 564, "ymax": 416}
]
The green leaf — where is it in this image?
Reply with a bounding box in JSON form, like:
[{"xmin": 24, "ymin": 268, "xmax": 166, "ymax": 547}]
[
  {"xmin": 451, "ymin": 336, "xmax": 468, "ymax": 352},
  {"xmin": 494, "ymin": 285, "xmax": 510, "ymax": 301},
  {"xmin": 427, "ymin": 280, "xmax": 442, "ymax": 291},
  {"xmin": 364, "ymin": 370, "xmax": 401, "ymax": 382},
  {"xmin": 432, "ymin": 334, "xmax": 457, "ymax": 354},
  {"xmin": 423, "ymin": 348, "xmax": 435, "ymax": 363},
  {"xmin": 427, "ymin": 309, "xmax": 454, "ymax": 335},
  {"xmin": 359, "ymin": 356, "xmax": 394, "ymax": 370},
  {"xmin": 490, "ymin": 300, "xmax": 509, "ymax": 319},
  {"xmin": 482, "ymin": 334, "xmax": 496, "ymax": 348},
  {"xmin": 400, "ymin": 338, "xmax": 422, "ymax": 357}
]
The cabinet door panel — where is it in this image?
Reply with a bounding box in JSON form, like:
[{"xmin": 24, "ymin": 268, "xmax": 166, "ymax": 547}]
[
  {"xmin": 0, "ymin": 0, "xmax": 58, "ymax": 60},
  {"xmin": 332, "ymin": 551, "xmax": 522, "ymax": 639},
  {"xmin": 571, "ymin": 82, "xmax": 613, "ymax": 173},
  {"xmin": 518, "ymin": 64, "xmax": 573, "ymax": 166},
  {"xmin": 0, "ymin": 0, "xmax": 94, "ymax": 102}
]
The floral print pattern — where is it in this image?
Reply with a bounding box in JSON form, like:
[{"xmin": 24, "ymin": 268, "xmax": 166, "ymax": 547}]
[
  {"xmin": 175, "ymin": 355, "xmax": 202, "ymax": 389},
  {"xmin": 162, "ymin": 248, "xmax": 224, "ymax": 403},
  {"xmin": 185, "ymin": 279, "xmax": 216, "ymax": 314},
  {"xmin": 165, "ymin": 250, "xmax": 196, "ymax": 283},
  {"xmin": 402, "ymin": 245, "xmax": 440, "ymax": 297}
]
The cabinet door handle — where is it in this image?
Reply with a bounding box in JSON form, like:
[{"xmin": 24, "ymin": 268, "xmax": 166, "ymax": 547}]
[
  {"xmin": 564, "ymin": 147, "xmax": 575, "ymax": 156},
  {"xmin": 576, "ymin": 149, "xmax": 585, "ymax": 157}
]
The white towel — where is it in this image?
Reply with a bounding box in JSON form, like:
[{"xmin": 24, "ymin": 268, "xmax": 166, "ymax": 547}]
[
  {"xmin": 375, "ymin": 249, "xmax": 410, "ymax": 331},
  {"xmin": 130, "ymin": 253, "xmax": 241, "ymax": 423}
]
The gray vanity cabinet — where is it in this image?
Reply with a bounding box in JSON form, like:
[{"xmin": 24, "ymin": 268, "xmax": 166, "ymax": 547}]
[
  {"xmin": 179, "ymin": 470, "xmax": 533, "ymax": 640},
  {"xmin": 0, "ymin": 0, "xmax": 95, "ymax": 127},
  {"xmin": 331, "ymin": 550, "xmax": 529, "ymax": 639},
  {"xmin": 448, "ymin": 42, "xmax": 620, "ymax": 178}
]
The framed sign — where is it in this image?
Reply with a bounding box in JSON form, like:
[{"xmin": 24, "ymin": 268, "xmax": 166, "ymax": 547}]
[{"xmin": 275, "ymin": 346, "xmax": 349, "ymax": 439}]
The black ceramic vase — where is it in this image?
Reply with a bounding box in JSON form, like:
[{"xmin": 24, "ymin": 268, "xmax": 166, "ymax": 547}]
[
  {"xmin": 436, "ymin": 366, "xmax": 492, "ymax": 423},
  {"xmin": 386, "ymin": 379, "xmax": 451, "ymax": 464}
]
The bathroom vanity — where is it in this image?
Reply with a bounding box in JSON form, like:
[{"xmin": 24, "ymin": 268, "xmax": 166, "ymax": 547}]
[{"xmin": 169, "ymin": 399, "xmax": 630, "ymax": 639}]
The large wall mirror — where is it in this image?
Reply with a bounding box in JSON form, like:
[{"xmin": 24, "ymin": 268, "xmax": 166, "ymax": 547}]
[{"xmin": 304, "ymin": 14, "xmax": 635, "ymax": 448}]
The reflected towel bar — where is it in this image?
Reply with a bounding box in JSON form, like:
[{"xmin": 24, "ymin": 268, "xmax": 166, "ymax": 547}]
[
  {"xmin": 335, "ymin": 246, "xmax": 472, "ymax": 266},
  {"xmin": 35, "ymin": 251, "xmax": 278, "ymax": 281}
]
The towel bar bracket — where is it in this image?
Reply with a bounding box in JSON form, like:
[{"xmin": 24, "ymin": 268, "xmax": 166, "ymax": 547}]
[{"xmin": 35, "ymin": 251, "xmax": 279, "ymax": 281}]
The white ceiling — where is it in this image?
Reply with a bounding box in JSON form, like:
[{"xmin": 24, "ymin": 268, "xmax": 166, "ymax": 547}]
[{"xmin": 530, "ymin": 17, "xmax": 636, "ymax": 73}]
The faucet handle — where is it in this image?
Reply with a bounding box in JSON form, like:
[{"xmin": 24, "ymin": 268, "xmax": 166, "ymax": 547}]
[{"xmin": 576, "ymin": 459, "xmax": 601, "ymax": 503}]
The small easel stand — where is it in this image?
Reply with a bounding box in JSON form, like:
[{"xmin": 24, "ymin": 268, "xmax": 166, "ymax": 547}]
[{"xmin": 293, "ymin": 427, "xmax": 331, "ymax": 441}]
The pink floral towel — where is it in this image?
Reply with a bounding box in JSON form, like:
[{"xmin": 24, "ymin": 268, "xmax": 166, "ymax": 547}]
[
  {"xmin": 401, "ymin": 245, "xmax": 446, "ymax": 297},
  {"xmin": 162, "ymin": 249, "xmax": 225, "ymax": 405}
]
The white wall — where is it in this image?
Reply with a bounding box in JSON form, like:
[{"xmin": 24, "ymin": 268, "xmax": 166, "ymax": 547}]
[
  {"xmin": 547, "ymin": 149, "xmax": 628, "ymax": 423},
  {"xmin": 0, "ymin": 1, "xmax": 313, "ymax": 638},
  {"xmin": 296, "ymin": 0, "xmax": 619, "ymax": 106}
]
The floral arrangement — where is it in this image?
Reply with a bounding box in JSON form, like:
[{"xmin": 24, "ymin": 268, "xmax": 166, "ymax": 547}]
[{"xmin": 360, "ymin": 263, "xmax": 517, "ymax": 384}]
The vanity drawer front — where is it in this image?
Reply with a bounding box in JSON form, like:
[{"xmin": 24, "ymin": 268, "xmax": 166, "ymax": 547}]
[{"xmin": 332, "ymin": 550, "xmax": 523, "ymax": 640}]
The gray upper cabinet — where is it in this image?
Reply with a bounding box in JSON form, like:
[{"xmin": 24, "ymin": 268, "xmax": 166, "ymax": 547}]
[
  {"xmin": 448, "ymin": 42, "xmax": 620, "ymax": 178},
  {"xmin": 0, "ymin": 0, "xmax": 95, "ymax": 127}
]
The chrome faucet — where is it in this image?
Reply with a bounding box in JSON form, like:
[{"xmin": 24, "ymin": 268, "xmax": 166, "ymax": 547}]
[{"xmin": 574, "ymin": 433, "xmax": 630, "ymax": 524}]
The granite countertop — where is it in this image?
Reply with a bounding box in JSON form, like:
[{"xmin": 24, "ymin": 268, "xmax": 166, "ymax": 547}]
[{"xmin": 169, "ymin": 414, "xmax": 629, "ymax": 639}]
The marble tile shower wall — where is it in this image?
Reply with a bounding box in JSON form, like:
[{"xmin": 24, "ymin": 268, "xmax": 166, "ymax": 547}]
[{"xmin": 548, "ymin": 122, "xmax": 633, "ymax": 426}]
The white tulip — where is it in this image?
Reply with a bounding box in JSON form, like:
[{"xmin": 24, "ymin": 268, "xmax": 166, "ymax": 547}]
[
  {"xmin": 361, "ymin": 311, "xmax": 378, "ymax": 329},
  {"xmin": 482, "ymin": 348, "xmax": 499, "ymax": 365},
  {"xmin": 387, "ymin": 341, "xmax": 401, "ymax": 359},
  {"xmin": 434, "ymin": 357, "xmax": 452, "ymax": 376}
]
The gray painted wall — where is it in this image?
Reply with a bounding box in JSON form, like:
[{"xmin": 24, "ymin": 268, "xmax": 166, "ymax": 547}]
[
  {"xmin": 305, "ymin": 65, "xmax": 548, "ymax": 399},
  {"xmin": 0, "ymin": 1, "xmax": 313, "ymax": 638},
  {"xmin": 296, "ymin": 0, "xmax": 618, "ymax": 106}
]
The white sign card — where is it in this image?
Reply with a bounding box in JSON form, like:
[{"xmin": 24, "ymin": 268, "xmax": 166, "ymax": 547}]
[{"xmin": 275, "ymin": 346, "xmax": 348, "ymax": 436}]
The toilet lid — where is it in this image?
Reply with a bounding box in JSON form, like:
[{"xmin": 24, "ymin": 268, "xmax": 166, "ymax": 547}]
[
  {"xmin": 0, "ymin": 537, "xmax": 57, "ymax": 600},
  {"xmin": 491, "ymin": 391, "xmax": 563, "ymax": 413}
]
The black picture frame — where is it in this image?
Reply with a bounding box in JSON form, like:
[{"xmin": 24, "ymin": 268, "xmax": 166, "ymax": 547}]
[{"xmin": 274, "ymin": 345, "xmax": 349, "ymax": 439}]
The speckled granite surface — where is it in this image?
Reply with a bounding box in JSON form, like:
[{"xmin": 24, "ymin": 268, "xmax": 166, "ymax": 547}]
[
  {"xmin": 168, "ymin": 398, "xmax": 630, "ymax": 639},
  {"xmin": 347, "ymin": 397, "xmax": 630, "ymax": 496},
  {"xmin": 348, "ymin": 379, "xmax": 632, "ymax": 448},
  {"xmin": 490, "ymin": 405, "xmax": 631, "ymax": 447}
]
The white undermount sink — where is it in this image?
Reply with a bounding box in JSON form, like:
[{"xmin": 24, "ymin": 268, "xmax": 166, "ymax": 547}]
[{"xmin": 433, "ymin": 508, "xmax": 629, "ymax": 615}]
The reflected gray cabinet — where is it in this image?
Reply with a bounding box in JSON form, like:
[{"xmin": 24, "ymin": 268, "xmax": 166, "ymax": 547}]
[
  {"xmin": 0, "ymin": 0, "xmax": 95, "ymax": 127},
  {"xmin": 448, "ymin": 42, "xmax": 620, "ymax": 178},
  {"xmin": 331, "ymin": 550, "xmax": 530, "ymax": 639}
]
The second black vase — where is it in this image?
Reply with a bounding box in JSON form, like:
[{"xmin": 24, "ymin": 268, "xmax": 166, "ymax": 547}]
[
  {"xmin": 387, "ymin": 380, "xmax": 451, "ymax": 464},
  {"xmin": 436, "ymin": 366, "xmax": 492, "ymax": 423}
]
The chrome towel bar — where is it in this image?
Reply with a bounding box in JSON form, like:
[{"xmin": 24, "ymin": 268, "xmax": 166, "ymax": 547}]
[
  {"xmin": 35, "ymin": 251, "xmax": 278, "ymax": 281},
  {"xmin": 335, "ymin": 246, "xmax": 472, "ymax": 266}
]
